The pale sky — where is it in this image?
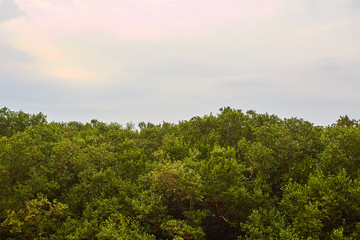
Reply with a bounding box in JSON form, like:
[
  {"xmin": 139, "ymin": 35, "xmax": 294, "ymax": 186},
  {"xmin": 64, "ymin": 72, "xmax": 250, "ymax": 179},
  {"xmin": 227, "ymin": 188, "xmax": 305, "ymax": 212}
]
[{"xmin": 1, "ymin": 0, "xmax": 359, "ymax": 125}]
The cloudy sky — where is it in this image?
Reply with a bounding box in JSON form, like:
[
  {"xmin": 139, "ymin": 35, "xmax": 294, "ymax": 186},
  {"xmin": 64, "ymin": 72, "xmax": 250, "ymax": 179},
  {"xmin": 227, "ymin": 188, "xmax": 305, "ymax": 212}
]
[{"xmin": 1, "ymin": 0, "xmax": 359, "ymax": 125}]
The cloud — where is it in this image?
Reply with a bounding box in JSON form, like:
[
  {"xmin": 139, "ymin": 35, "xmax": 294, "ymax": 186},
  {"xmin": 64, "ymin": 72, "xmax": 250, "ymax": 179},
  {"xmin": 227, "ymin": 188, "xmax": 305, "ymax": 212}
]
[
  {"xmin": 0, "ymin": 43, "xmax": 33, "ymax": 70},
  {"xmin": 1, "ymin": 0, "xmax": 360, "ymax": 125},
  {"xmin": 14, "ymin": 0, "xmax": 280, "ymax": 38},
  {"xmin": 0, "ymin": 0, "xmax": 22, "ymax": 22},
  {"xmin": 1, "ymin": 0, "xmax": 281, "ymax": 83}
]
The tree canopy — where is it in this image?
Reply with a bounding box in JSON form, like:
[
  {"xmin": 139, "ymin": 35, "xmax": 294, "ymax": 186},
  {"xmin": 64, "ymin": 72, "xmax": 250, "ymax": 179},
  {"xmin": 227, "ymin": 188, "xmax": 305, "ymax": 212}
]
[{"xmin": 1, "ymin": 107, "xmax": 360, "ymax": 239}]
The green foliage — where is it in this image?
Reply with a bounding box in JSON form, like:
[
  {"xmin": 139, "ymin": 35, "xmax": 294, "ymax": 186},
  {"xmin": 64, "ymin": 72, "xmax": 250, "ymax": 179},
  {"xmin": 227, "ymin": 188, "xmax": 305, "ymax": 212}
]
[
  {"xmin": 1, "ymin": 107, "xmax": 360, "ymax": 239},
  {"xmin": 0, "ymin": 107, "xmax": 47, "ymax": 137},
  {"xmin": 240, "ymin": 207, "xmax": 290, "ymax": 240},
  {"xmin": 161, "ymin": 219, "xmax": 205, "ymax": 240},
  {"xmin": 320, "ymin": 125, "xmax": 360, "ymax": 177},
  {"xmin": 2, "ymin": 194, "xmax": 68, "ymax": 239},
  {"xmin": 152, "ymin": 159, "xmax": 203, "ymax": 210}
]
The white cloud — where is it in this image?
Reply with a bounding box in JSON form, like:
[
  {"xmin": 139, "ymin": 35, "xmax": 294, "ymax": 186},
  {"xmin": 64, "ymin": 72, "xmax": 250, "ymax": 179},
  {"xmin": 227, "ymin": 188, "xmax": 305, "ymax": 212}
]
[
  {"xmin": 1, "ymin": 0, "xmax": 360, "ymax": 125},
  {"xmin": 0, "ymin": 0, "xmax": 22, "ymax": 22}
]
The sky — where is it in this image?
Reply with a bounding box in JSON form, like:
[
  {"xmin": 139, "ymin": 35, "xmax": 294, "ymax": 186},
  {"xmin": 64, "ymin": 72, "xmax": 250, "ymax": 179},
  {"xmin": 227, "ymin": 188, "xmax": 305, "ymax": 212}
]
[{"xmin": 1, "ymin": 0, "xmax": 360, "ymax": 126}]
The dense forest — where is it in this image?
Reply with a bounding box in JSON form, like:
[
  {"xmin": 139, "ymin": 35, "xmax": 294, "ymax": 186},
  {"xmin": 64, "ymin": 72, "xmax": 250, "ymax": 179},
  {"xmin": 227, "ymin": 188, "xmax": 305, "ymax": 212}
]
[{"xmin": 1, "ymin": 107, "xmax": 360, "ymax": 239}]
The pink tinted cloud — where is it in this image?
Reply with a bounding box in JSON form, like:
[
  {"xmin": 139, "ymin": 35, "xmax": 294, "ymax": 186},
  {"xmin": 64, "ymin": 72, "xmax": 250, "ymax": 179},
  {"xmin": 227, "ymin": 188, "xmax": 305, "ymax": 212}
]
[
  {"xmin": 14, "ymin": 0, "xmax": 280, "ymax": 39},
  {"xmin": 5, "ymin": 0, "xmax": 279, "ymax": 81}
]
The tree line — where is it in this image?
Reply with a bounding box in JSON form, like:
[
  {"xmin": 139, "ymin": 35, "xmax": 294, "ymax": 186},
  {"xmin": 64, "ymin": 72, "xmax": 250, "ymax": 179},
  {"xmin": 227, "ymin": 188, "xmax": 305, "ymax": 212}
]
[{"xmin": 1, "ymin": 107, "xmax": 360, "ymax": 239}]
